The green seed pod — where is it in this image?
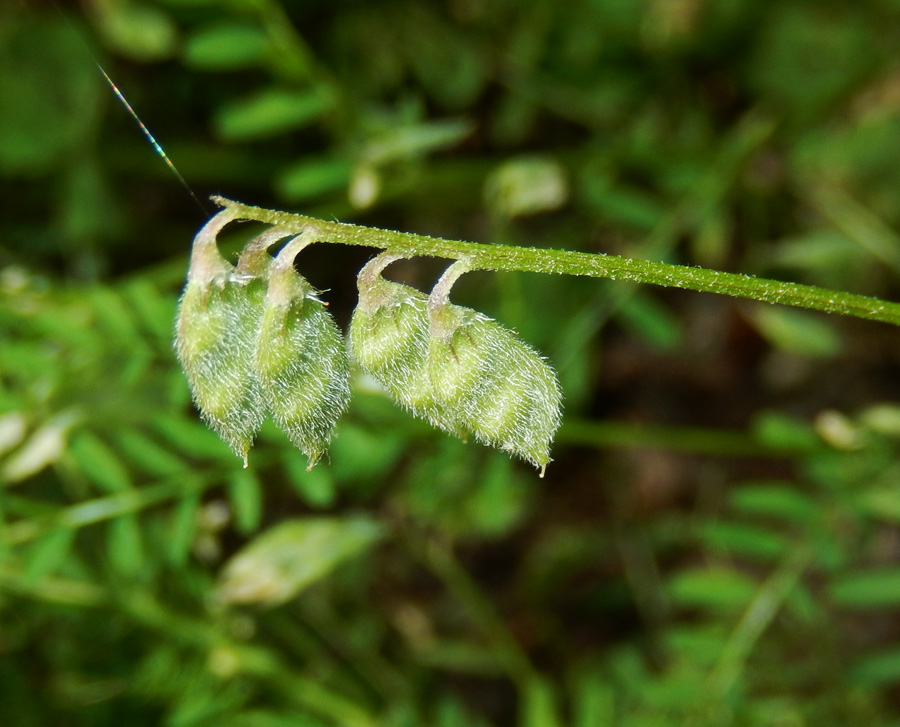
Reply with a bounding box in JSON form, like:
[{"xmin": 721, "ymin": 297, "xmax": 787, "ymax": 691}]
[
  {"xmin": 427, "ymin": 263, "xmax": 562, "ymax": 475},
  {"xmin": 349, "ymin": 254, "xmax": 458, "ymax": 433},
  {"xmin": 175, "ymin": 209, "xmax": 275, "ymax": 464},
  {"xmin": 254, "ymin": 232, "xmax": 350, "ymax": 468}
]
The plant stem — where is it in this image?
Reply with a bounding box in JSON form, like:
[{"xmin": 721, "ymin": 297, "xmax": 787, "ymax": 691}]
[
  {"xmin": 4, "ymin": 474, "xmax": 216, "ymax": 545},
  {"xmin": 0, "ymin": 565, "xmax": 107, "ymax": 607},
  {"xmin": 559, "ymin": 419, "xmax": 819, "ymax": 457},
  {"xmin": 413, "ymin": 534, "xmax": 536, "ymax": 687},
  {"xmin": 708, "ymin": 544, "xmax": 813, "ymax": 696},
  {"xmin": 213, "ymin": 197, "xmax": 900, "ymax": 326}
]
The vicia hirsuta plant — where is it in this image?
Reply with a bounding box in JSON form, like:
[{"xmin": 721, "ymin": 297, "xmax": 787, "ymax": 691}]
[{"xmin": 176, "ymin": 196, "xmax": 900, "ymax": 474}]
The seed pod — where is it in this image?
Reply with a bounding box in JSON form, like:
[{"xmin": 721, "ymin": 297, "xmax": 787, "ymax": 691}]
[
  {"xmin": 348, "ymin": 254, "xmax": 458, "ymax": 434},
  {"xmin": 175, "ymin": 209, "xmax": 273, "ymax": 464},
  {"xmin": 254, "ymin": 232, "xmax": 350, "ymax": 468},
  {"xmin": 427, "ymin": 263, "xmax": 562, "ymax": 474}
]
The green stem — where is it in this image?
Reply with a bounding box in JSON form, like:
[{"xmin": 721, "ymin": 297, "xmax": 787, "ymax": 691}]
[
  {"xmin": 559, "ymin": 419, "xmax": 819, "ymax": 457},
  {"xmin": 4, "ymin": 475, "xmax": 216, "ymax": 545},
  {"xmin": 0, "ymin": 565, "xmax": 107, "ymax": 607},
  {"xmin": 415, "ymin": 535, "xmax": 536, "ymax": 688},
  {"xmin": 708, "ymin": 544, "xmax": 813, "ymax": 696},
  {"xmin": 213, "ymin": 197, "xmax": 900, "ymax": 326}
]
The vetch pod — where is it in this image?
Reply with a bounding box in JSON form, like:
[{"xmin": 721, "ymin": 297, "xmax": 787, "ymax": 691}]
[
  {"xmin": 349, "ymin": 254, "xmax": 456, "ymax": 433},
  {"xmin": 175, "ymin": 210, "xmax": 291, "ymax": 464},
  {"xmin": 254, "ymin": 231, "xmax": 350, "ymax": 468},
  {"xmin": 427, "ymin": 261, "xmax": 562, "ymax": 475}
]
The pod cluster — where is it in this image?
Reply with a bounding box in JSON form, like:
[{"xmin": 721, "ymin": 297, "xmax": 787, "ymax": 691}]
[
  {"xmin": 174, "ymin": 210, "xmax": 350, "ymax": 468},
  {"xmin": 349, "ymin": 255, "xmax": 562, "ymax": 474},
  {"xmin": 176, "ymin": 216, "xmax": 562, "ymax": 473}
]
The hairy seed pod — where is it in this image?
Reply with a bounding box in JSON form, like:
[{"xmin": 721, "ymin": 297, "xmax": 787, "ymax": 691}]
[
  {"xmin": 427, "ymin": 265, "xmax": 562, "ymax": 474},
  {"xmin": 254, "ymin": 233, "xmax": 351, "ymax": 468},
  {"xmin": 348, "ymin": 254, "xmax": 459, "ymax": 434},
  {"xmin": 175, "ymin": 209, "xmax": 276, "ymax": 464}
]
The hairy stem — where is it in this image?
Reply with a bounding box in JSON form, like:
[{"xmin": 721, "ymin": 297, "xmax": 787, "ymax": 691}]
[{"xmin": 214, "ymin": 196, "xmax": 900, "ymax": 326}]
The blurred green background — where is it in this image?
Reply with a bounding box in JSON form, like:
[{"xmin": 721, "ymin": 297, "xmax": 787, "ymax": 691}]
[{"xmin": 5, "ymin": 0, "xmax": 900, "ymax": 724}]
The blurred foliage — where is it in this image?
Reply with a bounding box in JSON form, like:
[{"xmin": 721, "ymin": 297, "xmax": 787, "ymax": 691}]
[{"xmin": 4, "ymin": 0, "xmax": 900, "ymax": 725}]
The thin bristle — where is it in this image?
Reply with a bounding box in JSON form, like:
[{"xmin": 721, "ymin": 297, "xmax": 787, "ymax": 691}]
[{"xmin": 97, "ymin": 64, "xmax": 208, "ymax": 216}]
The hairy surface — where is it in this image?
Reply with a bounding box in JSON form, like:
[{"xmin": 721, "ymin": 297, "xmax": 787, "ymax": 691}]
[
  {"xmin": 174, "ymin": 275, "xmax": 266, "ymax": 462},
  {"xmin": 429, "ymin": 304, "xmax": 562, "ymax": 471},
  {"xmin": 255, "ymin": 265, "xmax": 350, "ymax": 468},
  {"xmin": 175, "ymin": 217, "xmax": 349, "ymax": 467},
  {"xmin": 349, "ymin": 276, "xmax": 449, "ymax": 428},
  {"xmin": 350, "ymin": 263, "xmax": 561, "ymax": 471}
]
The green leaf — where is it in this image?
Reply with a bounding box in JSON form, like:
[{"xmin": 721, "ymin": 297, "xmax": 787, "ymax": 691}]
[
  {"xmin": 434, "ymin": 697, "xmax": 474, "ymax": 727},
  {"xmin": 114, "ymin": 430, "xmax": 187, "ymax": 478},
  {"xmin": 184, "ymin": 23, "xmax": 269, "ymax": 70},
  {"xmin": 23, "ymin": 529, "xmax": 75, "ymax": 582},
  {"xmin": 729, "ymin": 482, "xmax": 819, "ymax": 524},
  {"xmin": 166, "ymin": 493, "xmax": 200, "ymax": 566},
  {"xmin": 214, "ymin": 86, "xmax": 333, "ymax": 142},
  {"xmin": 664, "ymin": 623, "xmax": 729, "ymax": 667},
  {"xmin": 851, "ymin": 649, "xmax": 900, "ymax": 686},
  {"xmin": 107, "ymin": 514, "xmax": 145, "ymax": 576},
  {"xmin": 274, "ymin": 156, "xmax": 352, "ymax": 203},
  {"xmin": 284, "ymin": 452, "xmax": 336, "ymax": 508},
  {"xmin": 464, "ymin": 455, "xmax": 529, "ymax": 537},
  {"xmin": 751, "ymin": 411, "xmax": 821, "ymax": 451},
  {"xmin": 858, "ymin": 487, "xmax": 900, "ymax": 524},
  {"xmin": 227, "ymin": 468, "xmax": 263, "ymax": 534},
  {"xmin": 572, "ymin": 670, "xmax": 615, "ymax": 727},
  {"xmin": 616, "ymin": 292, "xmax": 682, "ymax": 352},
  {"xmin": 414, "ymin": 638, "xmax": 504, "ymax": 675},
  {"xmin": 0, "ymin": 412, "xmax": 27, "ymax": 458},
  {"xmin": 577, "ymin": 166, "xmax": 665, "ymax": 230},
  {"xmin": 667, "ymin": 567, "xmax": 758, "ymax": 611},
  {"xmin": 483, "ymin": 155, "xmax": 568, "ymax": 219},
  {"xmin": 1, "ymin": 416, "xmax": 70, "ymax": 483},
  {"xmin": 95, "ymin": 1, "xmax": 178, "ymax": 62},
  {"xmin": 830, "ymin": 569, "xmax": 900, "ymax": 608},
  {"xmin": 767, "ymin": 230, "xmax": 866, "ymax": 290},
  {"xmin": 152, "ymin": 414, "xmax": 237, "ymax": 462},
  {"xmin": 216, "ymin": 516, "xmax": 384, "ymax": 606},
  {"xmin": 698, "ymin": 521, "xmax": 787, "ymax": 562},
  {"xmin": 521, "ymin": 675, "xmax": 563, "ymax": 727},
  {"xmin": 860, "ymin": 403, "xmax": 900, "ymax": 438},
  {"xmin": 364, "ymin": 119, "xmax": 473, "ymax": 164},
  {"xmin": 328, "ymin": 423, "xmax": 406, "ymax": 484},
  {"xmin": 69, "ymin": 431, "xmax": 133, "ymax": 493},
  {"xmin": 88, "ymin": 287, "xmax": 144, "ymax": 351},
  {"xmin": 122, "ymin": 279, "xmax": 178, "ymax": 345},
  {"xmin": 750, "ymin": 306, "xmax": 841, "ymax": 358}
]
